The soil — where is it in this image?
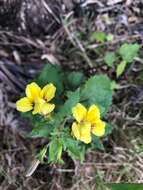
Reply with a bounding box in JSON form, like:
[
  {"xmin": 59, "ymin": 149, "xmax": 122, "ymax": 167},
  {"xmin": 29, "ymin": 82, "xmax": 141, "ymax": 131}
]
[{"xmin": 0, "ymin": 0, "xmax": 143, "ymax": 189}]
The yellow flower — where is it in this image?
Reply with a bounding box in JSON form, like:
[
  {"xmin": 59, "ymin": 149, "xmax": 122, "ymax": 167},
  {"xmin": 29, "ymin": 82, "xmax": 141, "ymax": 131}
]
[
  {"xmin": 71, "ymin": 103, "xmax": 106, "ymax": 144},
  {"xmin": 16, "ymin": 82, "xmax": 56, "ymax": 116}
]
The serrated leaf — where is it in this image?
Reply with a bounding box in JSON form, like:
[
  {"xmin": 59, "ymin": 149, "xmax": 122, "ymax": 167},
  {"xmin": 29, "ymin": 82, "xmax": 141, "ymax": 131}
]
[
  {"xmin": 28, "ymin": 123, "xmax": 53, "ymax": 138},
  {"xmin": 91, "ymin": 31, "xmax": 106, "ymax": 42},
  {"xmin": 63, "ymin": 138, "xmax": 84, "ymax": 160},
  {"xmin": 81, "ymin": 75, "xmax": 112, "ymax": 116},
  {"xmin": 104, "ymin": 52, "xmax": 116, "ymax": 67},
  {"xmin": 24, "ymin": 113, "xmax": 54, "ymax": 138},
  {"xmin": 119, "ymin": 43, "xmax": 140, "ymax": 63},
  {"xmin": 48, "ymin": 139, "xmax": 63, "ymax": 162},
  {"xmin": 116, "ymin": 60, "xmax": 127, "ymax": 77},
  {"xmin": 36, "ymin": 63, "xmax": 64, "ymax": 95}
]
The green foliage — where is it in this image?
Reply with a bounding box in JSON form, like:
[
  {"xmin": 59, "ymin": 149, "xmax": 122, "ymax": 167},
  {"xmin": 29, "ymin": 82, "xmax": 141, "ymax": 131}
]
[
  {"xmin": 92, "ymin": 123, "xmax": 113, "ymax": 151},
  {"xmin": 19, "ymin": 63, "xmax": 113, "ymax": 163},
  {"xmin": 37, "ymin": 145, "xmax": 48, "ymax": 163},
  {"xmin": 106, "ymin": 183, "xmax": 143, "ymax": 190},
  {"xmin": 63, "ymin": 138, "xmax": 84, "ymax": 160},
  {"xmin": 115, "ymin": 43, "xmax": 140, "ymax": 77},
  {"xmin": 28, "ymin": 123, "xmax": 53, "ymax": 138},
  {"xmin": 90, "ymin": 32, "xmax": 114, "ymax": 43},
  {"xmin": 81, "ymin": 75, "xmax": 112, "ymax": 116},
  {"xmin": 91, "ymin": 31, "xmax": 106, "ymax": 42},
  {"xmin": 36, "ymin": 64, "xmax": 64, "ymax": 95},
  {"xmin": 119, "ymin": 43, "xmax": 140, "ymax": 63},
  {"xmin": 106, "ymin": 34, "xmax": 114, "ymax": 41},
  {"xmin": 91, "ymin": 35, "xmax": 140, "ymax": 78},
  {"xmin": 110, "ymin": 81, "xmax": 119, "ymax": 90},
  {"xmin": 23, "ymin": 114, "xmax": 54, "ymax": 138},
  {"xmin": 48, "ymin": 138, "xmax": 63, "ymax": 163},
  {"xmin": 104, "ymin": 52, "xmax": 116, "ymax": 67},
  {"xmin": 66, "ymin": 71, "xmax": 85, "ymax": 89},
  {"xmin": 92, "ymin": 136, "xmax": 104, "ymax": 151},
  {"xmin": 58, "ymin": 89, "xmax": 80, "ymax": 118},
  {"xmin": 105, "ymin": 123, "xmax": 113, "ymax": 136},
  {"xmin": 116, "ymin": 60, "xmax": 127, "ymax": 77}
]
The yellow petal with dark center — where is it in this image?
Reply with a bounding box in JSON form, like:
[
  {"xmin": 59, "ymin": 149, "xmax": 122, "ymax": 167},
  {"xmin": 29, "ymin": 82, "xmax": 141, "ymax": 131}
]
[
  {"xmin": 26, "ymin": 82, "xmax": 41, "ymax": 102},
  {"xmin": 72, "ymin": 122, "xmax": 80, "ymax": 140},
  {"xmin": 72, "ymin": 103, "xmax": 87, "ymax": 123},
  {"xmin": 41, "ymin": 83, "xmax": 56, "ymax": 102},
  {"xmin": 86, "ymin": 105, "xmax": 100, "ymax": 124},
  {"xmin": 16, "ymin": 97, "xmax": 33, "ymax": 112},
  {"xmin": 80, "ymin": 123, "xmax": 91, "ymax": 144},
  {"xmin": 92, "ymin": 120, "xmax": 106, "ymax": 137}
]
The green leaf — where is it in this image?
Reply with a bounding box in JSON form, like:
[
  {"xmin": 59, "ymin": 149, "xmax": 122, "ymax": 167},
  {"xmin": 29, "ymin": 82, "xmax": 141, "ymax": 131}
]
[
  {"xmin": 119, "ymin": 43, "xmax": 140, "ymax": 62},
  {"xmin": 90, "ymin": 31, "xmax": 106, "ymax": 42},
  {"xmin": 66, "ymin": 71, "xmax": 85, "ymax": 89},
  {"xmin": 104, "ymin": 52, "xmax": 116, "ymax": 67},
  {"xmin": 63, "ymin": 138, "xmax": 84, "ymax": 160},
  {"xmin": 106, "ymin": 34, "xmax": 114, "ymax": 41},
  {"xmin": 48, "ymin": 139, "xmax": 63, "ymax": 162},
  {"xmin": 116, "ymin": 60, "xmax": 127, "ymax": 77},
  {"xmin": 105, "ymin": 123, "xmax": 113, "ymax": 136},
  {"xmin": 110, "ymin": 81, "xmax": 119, "ymax": 90},
  {"xmin": 28, "ymin": 123, "xmax": 53, "ymax": 138},
  {"xmin": 81, "ymin": 75, "xmax": 112, "ymax": 116},
  {"xmin": 106, "ymin": 183, "xmax": 143, "ymax": 190},
  {"xmin": 92, "ymin": 136, "xmax": 104, "ymax": 150},
  {"xmin": 23, "ymin": 113, "xmax": 55, "ymax": 138},
  {"xmin": 37, "ymin": 145, "xmax": 48, "ymax": 163},
  {"xmin": 36, "ymin": 63, "xmax": 64, "ymax": 95},
  {"xmin": 58, "ymin": 89, "xmax": 80, "ymax": 118}
]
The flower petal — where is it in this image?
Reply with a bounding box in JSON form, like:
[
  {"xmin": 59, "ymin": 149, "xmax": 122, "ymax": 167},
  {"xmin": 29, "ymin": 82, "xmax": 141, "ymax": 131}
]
[
  {"xmin": 32, "ymin": 98, "xmax": 45, "ymax": 115},
  {"xmin": 41, "ymin": 83, "xmax": 56, "ymax": 102},
  {"xmin": 86, "ymin": 105, "xmax": 100, "ymax": 124},
  {"xmin": 16, "ymin": 97, "xmax": 33, "ymax": 112},
  {"xmin": 92, "ymin": 120, "xmax": 106, "ymax": 137},
  {"xmin": 32, "ymin": 98, "xmax": 55, "ymax": 115},
  {"xmin": 32, "ymin": 104, "xmax": 41, "ymax": 115},
  {"xmin": 80, "ymin": 123, "xmax": 91, "ymax": 144},
  {"xmin": 72, "ymin": 122, "xmax": 80, "ymax": 140},
  {"xmin": 72, "ymin": 103, "xmax": 87, "ymax": 123},
  {"xmin": 26, "ymin": 82, "xmax": 41, "ymax": 102},
  {"xmin": 40, "ymin": 103, "xmax": 55, "ymax": 115}
]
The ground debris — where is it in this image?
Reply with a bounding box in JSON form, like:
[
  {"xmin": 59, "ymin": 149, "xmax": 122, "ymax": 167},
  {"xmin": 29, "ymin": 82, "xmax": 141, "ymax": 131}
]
[{"xmin": 0, "ymin": 0, "xmax": 143, "ymax": 189}]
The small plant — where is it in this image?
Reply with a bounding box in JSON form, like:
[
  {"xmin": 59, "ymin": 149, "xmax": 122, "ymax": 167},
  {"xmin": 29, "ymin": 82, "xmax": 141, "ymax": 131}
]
[
  {"xmin": 90, "ymin": 31, "xmax": 140, "ymax": 77},
  {"xmin": 16, "ymin": 64, "xmax": 113, "ymax": 164},
  {"xmin": 116, "ymin": 43, "xmax": 140, "ymax": 77},
  {"xmin": 103, "ymin": 42, "xmax": 140, "ymax": 77}
]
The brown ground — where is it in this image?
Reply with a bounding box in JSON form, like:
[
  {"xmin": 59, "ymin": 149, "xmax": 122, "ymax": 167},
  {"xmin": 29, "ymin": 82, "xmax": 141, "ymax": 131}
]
[{"xmin": 0, "ymin": 0, "xmax": 143, "ymax": 189}]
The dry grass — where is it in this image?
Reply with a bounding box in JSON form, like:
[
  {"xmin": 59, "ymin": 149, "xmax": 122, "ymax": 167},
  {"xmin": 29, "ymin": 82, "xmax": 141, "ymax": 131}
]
[{"xmin": 0, "ymin": 0, "xmax": 143, "ymax": 189}]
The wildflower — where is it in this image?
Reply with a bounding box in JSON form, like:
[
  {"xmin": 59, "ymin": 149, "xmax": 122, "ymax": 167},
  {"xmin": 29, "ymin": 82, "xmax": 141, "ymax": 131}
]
[
  {"xmin": 72, "ymin": 103, "xmax": 105, "ymax": 144},
  {"xmin": 16, "ymin": 82, "xmax": 56, "ymax": 116}
]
